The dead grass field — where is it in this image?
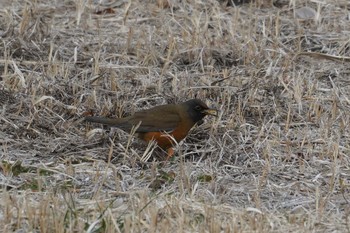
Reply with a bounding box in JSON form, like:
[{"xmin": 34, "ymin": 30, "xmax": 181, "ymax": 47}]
[{"xmin": 1, "ymin": 0, "xmax": 350, "ymax": 232}]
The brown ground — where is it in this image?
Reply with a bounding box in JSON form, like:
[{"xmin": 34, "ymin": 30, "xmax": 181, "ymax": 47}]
[{"xmin": 0, "ymin": 0, "xmax": 350, "ymax": 232}]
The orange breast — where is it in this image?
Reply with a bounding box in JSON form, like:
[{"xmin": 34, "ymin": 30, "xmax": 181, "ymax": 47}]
[{"xmin": 139, "ymin": 125, "xmax": 190, "ymax": 149}]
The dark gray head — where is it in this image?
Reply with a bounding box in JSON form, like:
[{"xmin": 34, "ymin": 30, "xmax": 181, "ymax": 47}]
[{"xmin": 181, "ymin": 99, "xmax": 218, "ymax": 123}]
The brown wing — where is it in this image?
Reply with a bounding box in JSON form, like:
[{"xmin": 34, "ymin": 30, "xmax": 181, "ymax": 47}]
[
  {"xmin": 126, "ymin": 105, "xmax": 181, "ymax": 133},
  {"xmin": 86, "ymin": 104, "xmax": 182, "ymax": 133}
]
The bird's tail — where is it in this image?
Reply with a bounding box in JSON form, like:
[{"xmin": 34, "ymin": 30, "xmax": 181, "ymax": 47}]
[{"xmin": 84, "ymin": 116, "xmax": 122, "ymax": 126}]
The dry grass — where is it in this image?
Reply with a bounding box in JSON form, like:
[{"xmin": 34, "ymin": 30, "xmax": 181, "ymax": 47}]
[{"xmin": 1, "ymin": 0, "xmax": 350, "ymax": 232}]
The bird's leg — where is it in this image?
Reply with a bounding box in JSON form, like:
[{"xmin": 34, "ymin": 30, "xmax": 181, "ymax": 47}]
[{"xmin": 166, "ymin": 147, "xmax": 174, "ymax": 161}]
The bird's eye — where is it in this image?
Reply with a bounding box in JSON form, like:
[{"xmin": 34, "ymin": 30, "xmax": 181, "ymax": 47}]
[{"xmin": 195, "ymin": 105, "xmax": 202, "ymax": 111}]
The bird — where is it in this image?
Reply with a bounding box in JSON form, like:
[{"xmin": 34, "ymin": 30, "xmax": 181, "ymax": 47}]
[{"xmin": 85, "ymin": 99, "xmax": 218, "ymax": 159}]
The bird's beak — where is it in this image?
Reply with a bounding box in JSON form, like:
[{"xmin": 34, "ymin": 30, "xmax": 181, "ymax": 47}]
[{"xmin": 202, "ymin": 109, "xmax": 218, "ymax": 117}]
